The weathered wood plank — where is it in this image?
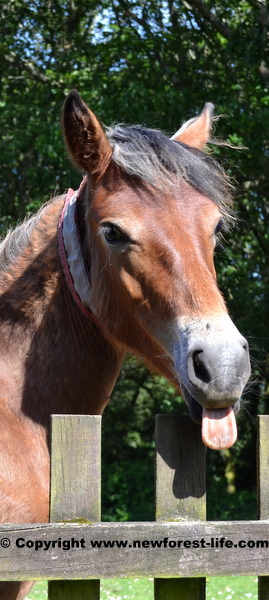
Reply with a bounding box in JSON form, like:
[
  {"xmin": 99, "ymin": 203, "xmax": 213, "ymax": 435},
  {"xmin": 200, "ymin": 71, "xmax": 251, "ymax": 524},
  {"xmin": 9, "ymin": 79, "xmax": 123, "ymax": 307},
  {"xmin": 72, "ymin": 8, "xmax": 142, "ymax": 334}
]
[
  {"xmin": 155, "ymin": 415, "xmax": 206, "ymax": 522},
  {"xmin": 154, "ymin": 578, "xmax": 206, "ymax": 600},
  {"xmin": 0, "ymin": 521, "xmax": 269, "ymax": 579},
  {"xmin": 50, "ymin": 415, "xmax": 101, "ymax": 522},
  {"xmin": 155, "ymin": 415, "xmax": 206, "ymax": 599},
  {"xmin": 48, "ymin": 580, "xmax": 99, "ymax": 599},
  {"xmin": 49, "ymin": 415, "xmax": 101, "ymax": 600},
  {"xmin": 258, "ymin": 578, "xmax": 269, "ymax": 600},
  {"xmin": 257, "ymin": 416, "xmax": 269, "ymax": 520},
  {"xmin": 257, "ymin": 416, "xmax": 269, "ymax": 599}
]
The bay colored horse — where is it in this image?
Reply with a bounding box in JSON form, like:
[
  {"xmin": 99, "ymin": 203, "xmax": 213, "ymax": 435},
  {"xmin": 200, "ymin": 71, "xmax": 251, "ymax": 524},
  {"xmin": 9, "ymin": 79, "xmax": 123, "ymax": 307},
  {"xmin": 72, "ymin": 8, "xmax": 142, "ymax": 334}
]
[{"xmin": 0, "ymin": 91, "xmax": 250, "ymax": 599}]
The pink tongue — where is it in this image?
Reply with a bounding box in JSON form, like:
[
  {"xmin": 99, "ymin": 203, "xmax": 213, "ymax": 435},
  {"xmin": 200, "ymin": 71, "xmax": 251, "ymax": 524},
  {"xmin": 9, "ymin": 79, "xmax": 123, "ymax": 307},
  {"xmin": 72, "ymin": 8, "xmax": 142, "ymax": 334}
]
[{"xmin": 202, "ymin": 406, "xmax": 237, "ymax": 450}]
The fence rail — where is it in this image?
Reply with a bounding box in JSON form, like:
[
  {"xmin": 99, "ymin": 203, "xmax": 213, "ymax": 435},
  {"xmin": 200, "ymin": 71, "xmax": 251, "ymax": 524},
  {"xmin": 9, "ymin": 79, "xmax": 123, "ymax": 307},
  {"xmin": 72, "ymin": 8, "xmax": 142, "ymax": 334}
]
[{"xmin": 0, "ymin": 414, "xmax": 268, "ymax": 600}]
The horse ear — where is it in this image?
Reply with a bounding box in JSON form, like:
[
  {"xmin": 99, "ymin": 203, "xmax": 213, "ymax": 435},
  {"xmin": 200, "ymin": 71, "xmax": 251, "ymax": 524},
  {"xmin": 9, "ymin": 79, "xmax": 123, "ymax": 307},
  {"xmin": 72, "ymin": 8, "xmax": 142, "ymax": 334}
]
[
  {"xmin": 63, "ymin": 90, "xmax": 112, "ymax": 175},
  {"xmin": 171, "ymin": 103, "xmax": 214, "ymax": 150}
]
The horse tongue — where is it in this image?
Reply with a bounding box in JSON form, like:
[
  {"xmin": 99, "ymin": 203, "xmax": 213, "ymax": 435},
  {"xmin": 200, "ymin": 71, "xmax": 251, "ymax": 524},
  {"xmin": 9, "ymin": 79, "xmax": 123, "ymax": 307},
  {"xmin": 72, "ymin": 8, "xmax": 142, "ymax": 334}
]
[{"xmin": 201, "ymin": 406, "xmax": 237, "ymax": 450}]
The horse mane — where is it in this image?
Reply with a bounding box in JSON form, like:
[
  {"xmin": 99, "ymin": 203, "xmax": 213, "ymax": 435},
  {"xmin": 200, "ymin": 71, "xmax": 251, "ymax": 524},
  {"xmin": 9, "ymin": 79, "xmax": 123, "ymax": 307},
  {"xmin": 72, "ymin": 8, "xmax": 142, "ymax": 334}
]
[
  {"xmin": 0, "ymin": 197, "xmax": 63, "ymax": 275},
  {"xmin": 106, "ymin": 125, "xmax": 234, "ymax": 225},
  {"xmin": 0, "ymin": 215, "xmax": 38, "ymax": 274}
]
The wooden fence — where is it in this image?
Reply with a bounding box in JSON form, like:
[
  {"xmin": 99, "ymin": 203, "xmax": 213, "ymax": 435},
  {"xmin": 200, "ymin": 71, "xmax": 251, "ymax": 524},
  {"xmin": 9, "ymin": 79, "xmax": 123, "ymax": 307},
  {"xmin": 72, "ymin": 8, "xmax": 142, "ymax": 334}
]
[{"xmin": 0, "ymin": 414, "xmax": 269, "ymax": 599}]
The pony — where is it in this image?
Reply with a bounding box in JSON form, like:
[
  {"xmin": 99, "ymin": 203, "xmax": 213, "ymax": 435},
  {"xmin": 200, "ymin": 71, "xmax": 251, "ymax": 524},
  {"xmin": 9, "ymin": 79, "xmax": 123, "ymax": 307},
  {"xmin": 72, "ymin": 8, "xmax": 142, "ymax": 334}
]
[{"xmin": 0, "ymin": 91, "xmax": 250, "ymax": 599}]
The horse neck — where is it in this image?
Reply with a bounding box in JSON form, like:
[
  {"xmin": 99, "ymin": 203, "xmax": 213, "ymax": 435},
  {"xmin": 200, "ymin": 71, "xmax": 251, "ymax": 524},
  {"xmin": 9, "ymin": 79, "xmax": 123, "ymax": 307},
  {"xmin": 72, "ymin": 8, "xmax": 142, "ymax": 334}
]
[
  {"xmin": 21, "ymin": 293, "xmax": 124, "ymax": 430},
  {"xmin": 0, "ymin": 197, "xmax": 124, "ymax": 430}
]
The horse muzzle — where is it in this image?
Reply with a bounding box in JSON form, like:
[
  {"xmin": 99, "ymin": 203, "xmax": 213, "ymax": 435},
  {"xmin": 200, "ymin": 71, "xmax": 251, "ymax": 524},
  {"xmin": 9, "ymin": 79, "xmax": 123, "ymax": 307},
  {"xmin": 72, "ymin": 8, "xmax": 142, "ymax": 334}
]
[{"xmin": 174, "ymin": 314, "xmax": 251, "ymax": 450}]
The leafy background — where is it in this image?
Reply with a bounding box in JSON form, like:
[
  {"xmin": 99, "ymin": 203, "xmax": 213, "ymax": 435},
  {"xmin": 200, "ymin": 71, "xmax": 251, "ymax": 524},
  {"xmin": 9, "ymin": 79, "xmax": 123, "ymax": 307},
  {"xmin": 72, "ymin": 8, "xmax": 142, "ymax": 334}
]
[{"xmin": 1, "ymin": 0, "xmax": 268, "ymax": 521}]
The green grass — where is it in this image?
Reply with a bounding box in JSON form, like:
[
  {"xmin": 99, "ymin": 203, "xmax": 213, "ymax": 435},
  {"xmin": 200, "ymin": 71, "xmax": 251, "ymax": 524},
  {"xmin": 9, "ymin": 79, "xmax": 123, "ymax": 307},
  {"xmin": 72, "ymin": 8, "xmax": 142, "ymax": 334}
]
[{"xmin": 26, "ymin": 576, "xmax": 258, "ymax": 599}]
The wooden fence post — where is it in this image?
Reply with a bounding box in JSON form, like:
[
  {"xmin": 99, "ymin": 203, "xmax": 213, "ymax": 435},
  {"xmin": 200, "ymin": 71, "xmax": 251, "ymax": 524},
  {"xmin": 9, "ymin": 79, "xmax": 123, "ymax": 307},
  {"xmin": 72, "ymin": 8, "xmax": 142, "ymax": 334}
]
[
  {"xmin": 258, "ymin": 415, "xmax": 269, "ymax": 599},
  {"xmin": 154, "ymin": 415, "xmax": 206, "ymax": 600},
  {"xmin": 48, "ymin": 414, "xmax": 101, "ymax": 600}
]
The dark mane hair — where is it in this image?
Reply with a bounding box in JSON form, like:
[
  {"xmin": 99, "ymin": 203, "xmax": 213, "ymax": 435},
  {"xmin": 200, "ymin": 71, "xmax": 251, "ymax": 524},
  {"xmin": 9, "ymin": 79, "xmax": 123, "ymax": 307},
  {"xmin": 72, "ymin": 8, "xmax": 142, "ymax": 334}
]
[{"xmin": 106, "ymin": 124, "xmax": 233, "ymax": 224}]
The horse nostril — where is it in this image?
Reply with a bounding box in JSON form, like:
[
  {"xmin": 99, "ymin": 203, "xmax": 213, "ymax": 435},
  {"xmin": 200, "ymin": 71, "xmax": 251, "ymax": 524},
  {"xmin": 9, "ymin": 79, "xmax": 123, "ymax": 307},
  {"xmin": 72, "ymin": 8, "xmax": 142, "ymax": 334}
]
[{"xmin": 193, "ymin": 350, "xmax": 211, "ymax": 384}]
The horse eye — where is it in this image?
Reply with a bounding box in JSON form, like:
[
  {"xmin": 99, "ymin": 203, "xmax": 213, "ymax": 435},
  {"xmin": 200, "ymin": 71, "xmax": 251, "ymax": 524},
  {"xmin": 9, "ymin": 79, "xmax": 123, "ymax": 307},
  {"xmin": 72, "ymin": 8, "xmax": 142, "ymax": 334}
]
[
  {"xmin": 102, "ymin": 223, "xmax": 128, "ymax": 244},
  {"xmin": 215, "ymin": 219, "xmax": 224, "ymax": 236}
]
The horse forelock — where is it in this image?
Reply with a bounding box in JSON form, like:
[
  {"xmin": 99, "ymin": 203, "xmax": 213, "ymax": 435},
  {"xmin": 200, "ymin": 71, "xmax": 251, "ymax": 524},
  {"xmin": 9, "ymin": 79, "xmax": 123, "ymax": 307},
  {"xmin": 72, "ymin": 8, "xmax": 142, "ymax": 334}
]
[{"xmin": 106, "ymin": 125, "xmax": 234, "ymax": 225}]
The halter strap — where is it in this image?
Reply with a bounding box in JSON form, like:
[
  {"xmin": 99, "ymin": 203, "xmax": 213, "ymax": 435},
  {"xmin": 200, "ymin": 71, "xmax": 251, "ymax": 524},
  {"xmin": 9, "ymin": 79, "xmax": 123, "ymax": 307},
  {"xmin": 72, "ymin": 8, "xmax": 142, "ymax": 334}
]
[{"xmin": 58, "ymin": 181, "xmax": 99, "ymax": 324}]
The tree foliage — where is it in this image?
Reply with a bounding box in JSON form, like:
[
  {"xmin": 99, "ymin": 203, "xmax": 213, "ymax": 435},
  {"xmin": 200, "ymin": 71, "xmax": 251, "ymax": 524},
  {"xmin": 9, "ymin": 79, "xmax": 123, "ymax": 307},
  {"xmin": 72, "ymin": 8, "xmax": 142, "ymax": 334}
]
[{"xmin": 1, "ymin": 0, "xmax": 268, "ymax": 519}]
